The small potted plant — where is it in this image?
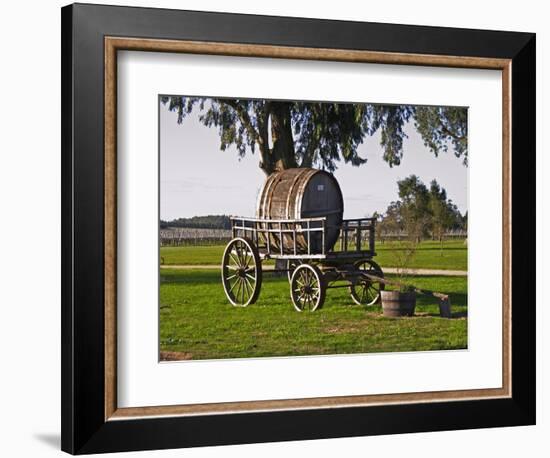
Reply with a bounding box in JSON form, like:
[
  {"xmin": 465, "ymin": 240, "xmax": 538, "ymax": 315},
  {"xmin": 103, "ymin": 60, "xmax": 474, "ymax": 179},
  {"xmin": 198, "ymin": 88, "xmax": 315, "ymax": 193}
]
[
  {"xmin": 380, "ymin": 237, "xmax": 417, "ymax": 317},
  {"xmin": 379, "ymin": 177, "xmax": 432, "ymax": 316}
]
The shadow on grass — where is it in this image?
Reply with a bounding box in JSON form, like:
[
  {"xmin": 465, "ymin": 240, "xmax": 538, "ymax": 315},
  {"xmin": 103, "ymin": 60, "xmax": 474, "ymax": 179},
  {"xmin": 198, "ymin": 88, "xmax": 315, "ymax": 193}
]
[
  {"xmin": 161, "ymin": 269, "xmax": 290, "ymax": 286},
  {"xmin": 421, "ymin": 291, "xmax": 468, "ymax": 319},
  {"xmin": 416, "ymin": 291, "xmax": 467, "ymax": 305},
  {"xmin": 414, "ymin": 290, "xmax": 468, "ymax": 320},
  {"xmin": 161, "ymin": 271, "xmax": 220, "ymax": 285},
  {"xmin": 421, "ymin": 310, "xmax": 468, "ymax": 319},
  {"xmin": 446, "ymin": 292, "xmax": 467, "ymax": 307}
]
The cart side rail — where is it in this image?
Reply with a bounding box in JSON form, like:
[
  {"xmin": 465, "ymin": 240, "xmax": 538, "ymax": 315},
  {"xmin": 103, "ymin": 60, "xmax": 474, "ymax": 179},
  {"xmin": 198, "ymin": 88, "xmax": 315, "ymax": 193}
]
[
  {"xmin": 230, "ymin": 216, "xmax": 378, "ymax": 259},
  {"xmin": 230, "ymin": 215, "xmax": 328, "ymax": 257}
]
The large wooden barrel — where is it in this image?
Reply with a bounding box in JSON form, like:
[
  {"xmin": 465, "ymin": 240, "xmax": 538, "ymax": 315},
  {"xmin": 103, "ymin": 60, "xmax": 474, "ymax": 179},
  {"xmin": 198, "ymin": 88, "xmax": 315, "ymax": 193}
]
[{"xmin": 256, "ymin": 168, "xmax": 344, "ymax": 254}]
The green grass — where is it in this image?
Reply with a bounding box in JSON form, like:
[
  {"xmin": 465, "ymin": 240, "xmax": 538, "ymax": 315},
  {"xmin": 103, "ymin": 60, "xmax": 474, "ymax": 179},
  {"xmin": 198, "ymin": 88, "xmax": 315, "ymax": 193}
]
[
  {"xmin": 160, "ymin": 239, "xmax": 467, "ymax": 271},
  {"xmin": 161, "ymin": 245, "xmax": 227, "ymax": 266},
  {"xmin": 160, "ymin": 268, "xmax": 467, "ymax": 360},
  {"xmin": 377, "ymin": 239, "xmax": 467, "ymax": 270}
]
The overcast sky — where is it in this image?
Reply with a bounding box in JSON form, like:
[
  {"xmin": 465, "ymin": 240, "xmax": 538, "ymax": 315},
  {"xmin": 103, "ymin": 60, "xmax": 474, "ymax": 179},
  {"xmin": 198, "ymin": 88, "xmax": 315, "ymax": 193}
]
[{"xmin": 160, "ymin": 101, "xmax": 468, "ymax": 221}]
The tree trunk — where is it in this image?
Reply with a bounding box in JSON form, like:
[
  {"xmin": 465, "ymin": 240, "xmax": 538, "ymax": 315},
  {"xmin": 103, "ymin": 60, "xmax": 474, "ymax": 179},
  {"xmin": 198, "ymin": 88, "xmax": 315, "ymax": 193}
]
[
  {"xmin": 266, "ymin": 104, "xmax": 295, "ymax": 273},
  {"xmin": 258, "ymin": 144, "xmax": 276, "ymax": 175},
  {"xmin": 256, "ymin": 102, "xmax": 299, "ymax": 175},
  {"xmin": 257, "ymin": 104, "xmax": 273, "ymax": 175},
  {"xmin": 270, "ymin": 103, "xmax": 297, "ymax": 172}
]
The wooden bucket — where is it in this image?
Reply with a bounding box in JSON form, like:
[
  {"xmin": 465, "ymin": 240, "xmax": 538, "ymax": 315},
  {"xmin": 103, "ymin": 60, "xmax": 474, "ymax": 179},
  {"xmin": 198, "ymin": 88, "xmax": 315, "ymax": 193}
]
[{"xmin": 380, "ymin": 291, "xmax": 417, "ymax": 317}]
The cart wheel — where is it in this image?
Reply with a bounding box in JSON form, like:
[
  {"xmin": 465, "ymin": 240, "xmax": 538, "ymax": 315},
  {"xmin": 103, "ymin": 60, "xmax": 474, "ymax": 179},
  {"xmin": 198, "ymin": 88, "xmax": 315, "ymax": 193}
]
[
  {"xmin": 349, "ymin": 259, "xmax": 384, "ymax": 306},
  {"xmin": 286, "ymin": 260, "xmax": 303, "ymax": 283},
  {"xmin": 221, "ymin": 237, "xmax": 262, "ymax": 307},
  {"xmin": 290, "ymin": 264, "xmax": 326, "ymax": 312}
]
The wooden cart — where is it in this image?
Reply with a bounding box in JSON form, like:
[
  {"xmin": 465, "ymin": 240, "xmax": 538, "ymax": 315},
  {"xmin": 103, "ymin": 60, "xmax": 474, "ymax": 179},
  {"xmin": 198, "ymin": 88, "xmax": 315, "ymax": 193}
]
[{"xmin": 221, "ymin": 216, "xmax": 384, "ymax": 311}]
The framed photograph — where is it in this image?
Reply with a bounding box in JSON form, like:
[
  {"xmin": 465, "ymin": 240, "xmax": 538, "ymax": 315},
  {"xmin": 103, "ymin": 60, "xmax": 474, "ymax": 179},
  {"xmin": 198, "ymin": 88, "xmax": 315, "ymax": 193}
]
[{"xmin": 61, "ymin": 3, "xmax": 536, "ymax": 454}]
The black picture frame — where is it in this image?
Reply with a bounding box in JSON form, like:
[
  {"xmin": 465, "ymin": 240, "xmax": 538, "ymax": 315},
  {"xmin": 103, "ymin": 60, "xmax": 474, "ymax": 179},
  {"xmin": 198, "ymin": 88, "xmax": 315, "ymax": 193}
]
[{"xmin": 61, "ymin": 3, "xmax": 535, "ymax": 454}]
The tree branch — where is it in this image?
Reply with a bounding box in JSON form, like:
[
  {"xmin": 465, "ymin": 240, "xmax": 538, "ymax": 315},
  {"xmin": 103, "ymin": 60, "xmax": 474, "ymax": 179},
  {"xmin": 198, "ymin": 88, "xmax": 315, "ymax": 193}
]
[
  {"xmin": 222, "ymin": 100, "xmax": 261, "ymax": 145},
  {"xmin": 300, "ymin": 136, "xmax": 319, "ymax": 168},
  {"xmin": 439, "ymin": 117, "xmax": 465, "ymax": 142}
]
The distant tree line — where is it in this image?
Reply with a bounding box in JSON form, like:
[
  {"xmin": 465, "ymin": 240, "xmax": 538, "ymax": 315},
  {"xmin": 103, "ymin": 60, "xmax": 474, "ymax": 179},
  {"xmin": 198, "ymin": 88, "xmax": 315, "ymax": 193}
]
[
  {"xmin": 160, "ymin": 227, "xmax": 232, "ymax": 246},
  {"xmin": 160, "ymin": 214, "xmax": 232, "ymax": 230}
]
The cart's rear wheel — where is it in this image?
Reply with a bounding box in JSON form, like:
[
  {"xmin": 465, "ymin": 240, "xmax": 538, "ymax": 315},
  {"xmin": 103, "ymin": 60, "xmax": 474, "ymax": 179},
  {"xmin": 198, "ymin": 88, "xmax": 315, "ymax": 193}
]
[
  {"xmin": 290, "ymin": 264, "xmax": 326, "ymax": 312},
  {"xmin": 349, "ymin": 259, "xmax": 384, "ymax": 306},
  {"xmin": 222, "ymin": 237, "xmax": 262, "ymax": 307}
]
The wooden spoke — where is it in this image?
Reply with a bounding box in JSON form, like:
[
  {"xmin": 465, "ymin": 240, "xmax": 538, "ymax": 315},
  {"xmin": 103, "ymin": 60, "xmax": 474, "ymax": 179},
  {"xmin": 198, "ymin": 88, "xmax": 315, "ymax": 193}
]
[
  {"xmin": 241, "ymin": 279, "xmax": 248, "ymax": 304},
  {"xmin": 235, "ymin": 278, "xmax": 243, "ymax": 301},
  {"xmin": 228, "ymin": 253, "xmax": 240, "ymax": 268},
  {"xmin": 234, "ymin": 244, "xmax": 243, "ymax": 264},
  {"xmin": 243, "ymin": 276, "xmax": 253, "ymax": 295},
  {"xmin": 228, "ymin": 278, "xmax": 240, "ymax": 294}
]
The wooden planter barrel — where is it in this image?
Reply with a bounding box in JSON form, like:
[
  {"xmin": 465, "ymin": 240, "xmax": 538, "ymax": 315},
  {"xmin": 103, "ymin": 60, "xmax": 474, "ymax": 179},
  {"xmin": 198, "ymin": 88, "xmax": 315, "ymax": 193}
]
[
  {"xmin": 380, "ymin": 290, "xmax": 416, "ymax": 317},
  {"xmin": 256, "ymin": 168, "xmax": 344, "ymax": 254}
]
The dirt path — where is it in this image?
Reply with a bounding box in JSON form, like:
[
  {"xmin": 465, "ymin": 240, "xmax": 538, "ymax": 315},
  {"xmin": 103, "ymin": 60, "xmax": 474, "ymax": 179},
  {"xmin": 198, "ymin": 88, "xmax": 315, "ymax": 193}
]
[{"xmin": 160, "ymin": 264, "xmax": 467, "ymax": 276}]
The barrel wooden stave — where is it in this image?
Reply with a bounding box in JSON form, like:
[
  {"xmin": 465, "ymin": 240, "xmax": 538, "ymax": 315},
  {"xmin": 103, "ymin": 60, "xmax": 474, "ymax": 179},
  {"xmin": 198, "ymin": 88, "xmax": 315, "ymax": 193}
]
[{"xmin": 380, "ymin": 291, "xmax": 416, "ymax": 317}]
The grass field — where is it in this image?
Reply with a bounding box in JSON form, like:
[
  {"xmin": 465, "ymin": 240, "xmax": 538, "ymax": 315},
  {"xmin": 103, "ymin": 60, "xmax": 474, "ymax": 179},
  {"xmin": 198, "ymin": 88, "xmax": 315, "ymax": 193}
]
[
  {"xmin": 160, "ymin": 239, "xmax": 467, "ymax": 271},
  {"xmin": 160, "ymin": 269, "xmax": 467, "ymax": 360},
  {"xmin": 159, "ymin": 239, "xmax": 467, "ymax": 360}
]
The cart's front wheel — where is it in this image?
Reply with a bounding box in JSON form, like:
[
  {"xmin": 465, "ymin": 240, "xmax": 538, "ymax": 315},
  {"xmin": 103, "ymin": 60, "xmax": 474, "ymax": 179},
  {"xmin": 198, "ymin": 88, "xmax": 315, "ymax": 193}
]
[
  {"xmin": 349, "ymin": 259, "xmax": 384, "ymax": 306},
  {"xmin": 221, "ymin": 237, "xmax": 262, "ymax": 307},
  {"xmin": 290, "ymin": 264, "xmax": 326, "ymax": 312}
]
